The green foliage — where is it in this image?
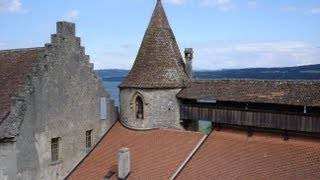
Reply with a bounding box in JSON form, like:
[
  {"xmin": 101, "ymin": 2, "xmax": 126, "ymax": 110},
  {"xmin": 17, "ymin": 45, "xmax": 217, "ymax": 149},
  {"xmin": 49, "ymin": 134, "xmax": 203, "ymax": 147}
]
[{"xmin": 198, "ymin": 120, "xmax": 212, "ymax": 134}]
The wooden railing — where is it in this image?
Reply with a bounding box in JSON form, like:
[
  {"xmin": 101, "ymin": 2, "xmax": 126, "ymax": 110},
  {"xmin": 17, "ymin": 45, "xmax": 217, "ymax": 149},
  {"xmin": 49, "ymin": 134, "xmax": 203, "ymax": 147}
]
[{"xmin": 180, "ymin": 104, "xmax": 320, "ymax": 133}]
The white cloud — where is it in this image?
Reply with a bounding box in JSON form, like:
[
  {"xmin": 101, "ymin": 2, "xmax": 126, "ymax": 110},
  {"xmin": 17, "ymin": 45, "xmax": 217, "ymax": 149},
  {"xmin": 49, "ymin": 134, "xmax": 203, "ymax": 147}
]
[
  {"xmin": 64, "ymin": 9, "xmax": 80, "ymax": 22},
  {"xmin": 166, "ymin": 0, "xmax": 185, "ymax": 5},
  {"xmin": 120, "ymin": 43, "xmax": 136, "ymax": 50},
  {"xmin": 0, "ymin": 0, "xmax": 27, "ymax": 13},
  {"xmin": 92, "ymin": 41, "xmax": 320, "ymax": 70},
  {"xmin": 188, "ymin": 41, "xmax": 320, "ymax": 70},
  {"xmin": 93, "ymin": 51, "xmax": 136, "ymax": 70},
  {"xmin": 247, "ymin": 1, "xmax": 257, "ymax": 9},
  {"xmin": 200, "ymin": 0, "xmax": 234, "ymax": 11},
  {"xmin": 305, "ymin": 7, "xmax": 320, "ymax": 15},
  {"xmin": 284, "ymin": 5, "xmax": 297, "ymax": 12}
]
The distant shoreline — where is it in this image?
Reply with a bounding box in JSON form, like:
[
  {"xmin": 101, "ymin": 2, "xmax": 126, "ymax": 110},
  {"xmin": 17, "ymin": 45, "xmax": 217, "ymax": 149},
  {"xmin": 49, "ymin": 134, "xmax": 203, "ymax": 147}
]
[{"xmin": 97, "ymin": 64, "xmax": 320, "ymax": 81}]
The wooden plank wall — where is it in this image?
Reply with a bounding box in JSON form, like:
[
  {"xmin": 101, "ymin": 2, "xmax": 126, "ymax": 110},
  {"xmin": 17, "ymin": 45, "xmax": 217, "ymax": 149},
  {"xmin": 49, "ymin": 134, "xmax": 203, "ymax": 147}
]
[{"xmin": 180, "ymin": 105, "xmax": 320, "ymax": 133}]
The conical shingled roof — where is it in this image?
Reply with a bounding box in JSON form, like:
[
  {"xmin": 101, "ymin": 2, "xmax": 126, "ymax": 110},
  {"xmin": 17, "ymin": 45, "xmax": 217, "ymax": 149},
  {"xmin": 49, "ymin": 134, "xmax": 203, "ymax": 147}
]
[{"xmin": 119, "ymin": 0, "xmax": 187, "ymax": 89}]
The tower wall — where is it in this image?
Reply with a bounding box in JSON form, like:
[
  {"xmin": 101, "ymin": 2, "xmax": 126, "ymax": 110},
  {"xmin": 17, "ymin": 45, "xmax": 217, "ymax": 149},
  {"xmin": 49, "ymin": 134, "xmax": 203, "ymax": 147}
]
[{"xmin": 120, "ymin": 88, "xmax": 183, "ymax": 130}]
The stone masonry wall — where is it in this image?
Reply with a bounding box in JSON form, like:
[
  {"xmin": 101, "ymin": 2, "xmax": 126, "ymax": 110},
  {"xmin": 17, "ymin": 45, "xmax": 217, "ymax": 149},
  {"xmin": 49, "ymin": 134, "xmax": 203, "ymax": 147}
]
[
  {"xmin": 120, "ymin": 88, "xmax": 183, "ymax": 130},
  {"xmin": 0, "ymin": 142, "xmax": 17, "ymax": 180},
  {"xmin": 3, "ymin": 22, "xmax": 117, "ymax": 180}
]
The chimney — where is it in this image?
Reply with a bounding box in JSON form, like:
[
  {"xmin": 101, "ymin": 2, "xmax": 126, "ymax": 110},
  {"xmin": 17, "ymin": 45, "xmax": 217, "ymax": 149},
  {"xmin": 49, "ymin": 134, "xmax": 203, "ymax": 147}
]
[
  {"xmin": 118, "ymin": 148, "xmax": 130, "ymax": 180},
  {"xmin": 184, "ymin": 48, "xmax": 193, "ymax": 78}
]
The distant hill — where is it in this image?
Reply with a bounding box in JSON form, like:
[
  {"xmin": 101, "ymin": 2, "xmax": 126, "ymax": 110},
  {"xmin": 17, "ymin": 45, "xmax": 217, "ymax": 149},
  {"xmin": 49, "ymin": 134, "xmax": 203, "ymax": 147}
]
[
  {"xmin": 96, "ymin": 64, "xmax": 320, "ymax": 81},
  {"xmin": 96, "ymin": 69, "xmax": 129, "ymax": 81},
  {"xmin": 194, "ymin": 64, "xmax": 320, "ymax": 80}
]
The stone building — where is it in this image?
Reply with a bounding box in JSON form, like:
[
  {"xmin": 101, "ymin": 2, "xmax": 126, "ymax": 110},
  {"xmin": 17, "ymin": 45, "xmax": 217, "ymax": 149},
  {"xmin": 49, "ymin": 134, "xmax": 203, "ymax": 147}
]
[
  {"xmin": 119, "ymin": 0, "xmax": 188, "ymax": 130},
  {"xmin": 119, "ymin": 0, "xmax": 320, "ymax": 133},
  {"xmin": 67, "ymin": 1, "xmax": 320, "ymax": 179},
  {"xmin": 2, "ymin": 0, "xmax": 319, "ymax": 179},
  {"xmin": 0, "ymin": 22, "xmax": 117, "ymax": 180}
]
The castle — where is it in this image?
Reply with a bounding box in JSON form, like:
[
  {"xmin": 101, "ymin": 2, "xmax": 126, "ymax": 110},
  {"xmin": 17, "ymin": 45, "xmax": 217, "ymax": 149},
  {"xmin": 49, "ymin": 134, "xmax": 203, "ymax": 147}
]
[
  {"xmin": 119, "ymin": 0, "xmax": 320, "ymax": 134},
  {"xmin": 1, "ymin": 0, "xmax": 320, "ymax": 179},
  {"xmin": 0, "ymin": 22, "xmax": 117, "ymax": 179},
  {"xmin": 67, "ymin": 1, "xmax": 320, "ymax": 179}
]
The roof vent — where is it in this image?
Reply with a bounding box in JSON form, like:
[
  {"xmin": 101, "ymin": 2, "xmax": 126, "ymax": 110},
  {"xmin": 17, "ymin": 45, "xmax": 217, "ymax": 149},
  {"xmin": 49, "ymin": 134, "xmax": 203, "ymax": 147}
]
[{"xmin": 118, "ymin": 148, "xmax": 130, "ymax": 180}]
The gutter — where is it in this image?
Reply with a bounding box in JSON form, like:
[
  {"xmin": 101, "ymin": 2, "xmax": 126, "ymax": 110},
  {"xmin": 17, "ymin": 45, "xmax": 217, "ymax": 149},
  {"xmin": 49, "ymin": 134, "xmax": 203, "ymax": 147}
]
[{"xmin": 170, "ymin": 134, "xmax": 208, "ymax": 180}]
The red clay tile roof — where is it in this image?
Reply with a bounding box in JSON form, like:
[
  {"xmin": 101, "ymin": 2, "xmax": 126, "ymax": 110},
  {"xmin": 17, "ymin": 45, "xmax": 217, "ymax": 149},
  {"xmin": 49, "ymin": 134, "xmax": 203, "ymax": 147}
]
[
  {"xmin": 177, "ymin": 79, "xmax": 320, "ymax": 106},
  {"xmin": 177, "ymin": 129, "xmax": 320, "ymax": 180},
  {"xmin": 0, "ymin": 48, "xmax": 44, "ymax": 124},
  {"xmin": 66, "ymin": 122, "xmax": 204, "ymax": 180},
  {"xmin": 119, "ymin": 0, "xmax": 188, "ymax": 89}
]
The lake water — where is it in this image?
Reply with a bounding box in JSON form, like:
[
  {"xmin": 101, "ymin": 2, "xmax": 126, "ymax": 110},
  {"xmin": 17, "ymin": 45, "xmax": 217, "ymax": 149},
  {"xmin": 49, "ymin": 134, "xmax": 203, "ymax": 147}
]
[{"xmin": 102, "ymin": 81, "xmax": 121, "ymax": 107}]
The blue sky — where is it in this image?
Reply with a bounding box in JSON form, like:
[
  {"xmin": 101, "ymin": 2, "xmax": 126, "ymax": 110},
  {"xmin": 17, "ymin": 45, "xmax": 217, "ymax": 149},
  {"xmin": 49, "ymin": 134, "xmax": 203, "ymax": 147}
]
[{"xmin": 1, "ymin": 0, "xmax": 320, "ymax": 70}]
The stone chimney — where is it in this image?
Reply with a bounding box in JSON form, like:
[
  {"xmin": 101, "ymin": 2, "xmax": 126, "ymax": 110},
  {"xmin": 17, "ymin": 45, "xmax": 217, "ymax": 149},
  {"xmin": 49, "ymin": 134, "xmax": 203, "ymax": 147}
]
[
  {"xmin": 184, "ymin": 48, "xmax": 193, "ymax": 78},
  {"xmin": 118, "ymin": 148, "xmax": 130, "ymax": 179}
]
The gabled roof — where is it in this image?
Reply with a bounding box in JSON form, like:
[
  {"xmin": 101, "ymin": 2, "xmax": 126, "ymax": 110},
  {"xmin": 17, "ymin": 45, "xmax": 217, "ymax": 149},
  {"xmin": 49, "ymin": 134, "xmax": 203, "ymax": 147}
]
[
  {"xmin": 66, "ymin": 122, "xmax": 204, "ymax": 179},
  {"xmin": 177, "ymin": 79, "xmax": 320, "ymax": 106},
  {"xmin": 0, "ymin": 48, "xmax": 44, "ymax": 124},
  {"xmin": 67, "ymin": 122, "xmax": 320, "ymax": 179},
  {"xmin": 177, "ymin": 129, "xmax": 320, "ymax": 179},
  {"xmin": 119, "ymin": 0, "xmax": 188, "ymax": 89}
]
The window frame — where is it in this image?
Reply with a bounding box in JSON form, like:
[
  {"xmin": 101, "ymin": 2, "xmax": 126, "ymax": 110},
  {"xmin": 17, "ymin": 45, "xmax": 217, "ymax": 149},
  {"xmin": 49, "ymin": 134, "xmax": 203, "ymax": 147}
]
[
  {"xmin": 51, "ymin": 137, "xmax": 60, "ymax": 162},
  {"xmin": 135, "ymin": 95, "xmax": 144, "ymax": 119},
  {"xmin": 100, "ymin": 97, "xmax": 107, "ymax": 120},
  {"xmin": 86, "ymin": 129, "xmax": 93, "ymax": 149}
]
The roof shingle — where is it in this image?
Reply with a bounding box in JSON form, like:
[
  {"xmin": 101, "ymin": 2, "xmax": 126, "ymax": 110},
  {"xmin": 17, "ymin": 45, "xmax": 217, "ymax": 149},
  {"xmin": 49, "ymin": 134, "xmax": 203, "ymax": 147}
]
[
  {"xmin": 119, "ymin": 0, "xmax": 188, "ymax": 89},
  {"xmin": 177, "ymin": 129, "xmax": 320, "ymax": 180},
  {"xmin": 177, "ymin": 79, "xmax": 320, "ymax": 106},
  {"xmin": 0, "ymin": 48, "xmax": 44, "ymax": 124},
  {"xmin": 66, "ymin": 122, "xmax": 204, "ymax": 180}
]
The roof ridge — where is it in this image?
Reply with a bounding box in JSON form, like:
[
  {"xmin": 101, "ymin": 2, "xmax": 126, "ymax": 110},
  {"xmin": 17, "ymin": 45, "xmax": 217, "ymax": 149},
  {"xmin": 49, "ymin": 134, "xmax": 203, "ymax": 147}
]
[
  {"xmin": 191, "ymin": 79, "xmax": 320, "ymax": 83},
  {"xmin": 212, "ymin": 129, "xmax": 320, "ymax": 145},
  {"xmin": 171, "ymin": 134, "xmax": 208, "ymax": 179},
  {"xmin": 159, "ymin": 127, "xmax": 203, "ymax": 134}
]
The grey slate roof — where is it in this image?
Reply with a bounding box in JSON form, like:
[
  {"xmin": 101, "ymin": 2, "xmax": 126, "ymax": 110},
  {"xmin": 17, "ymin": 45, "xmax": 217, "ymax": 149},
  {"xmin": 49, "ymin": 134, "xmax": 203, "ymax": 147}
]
[
  {"xmin": 119, "ymin": 0, "xmax": 188, "ymax": 89},
  {"xmin": 177, "ymin": 79, "xmax": 320, "ymax": 107}
]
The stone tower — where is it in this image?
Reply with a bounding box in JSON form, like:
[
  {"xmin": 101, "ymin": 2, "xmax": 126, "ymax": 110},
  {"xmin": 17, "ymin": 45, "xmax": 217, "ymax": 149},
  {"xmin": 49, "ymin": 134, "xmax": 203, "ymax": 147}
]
[{"xmin": 119, "ymin": 0, "xmax": 188, "ymax": 129}]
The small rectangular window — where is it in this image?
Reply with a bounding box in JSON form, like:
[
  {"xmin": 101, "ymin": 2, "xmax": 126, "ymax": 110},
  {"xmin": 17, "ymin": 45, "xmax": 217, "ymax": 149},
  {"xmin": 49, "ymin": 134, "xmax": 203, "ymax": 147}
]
[
  {"xmin": 86, "ymin": 130, "xmax": 93, "ymax": 149},
  {"xmin": 51, "ymin": 137, "xmax": 60, "ymax": 161},
  {"xmin": 100, "ymin": 97, "xmax": 107, "ymax": 120}
]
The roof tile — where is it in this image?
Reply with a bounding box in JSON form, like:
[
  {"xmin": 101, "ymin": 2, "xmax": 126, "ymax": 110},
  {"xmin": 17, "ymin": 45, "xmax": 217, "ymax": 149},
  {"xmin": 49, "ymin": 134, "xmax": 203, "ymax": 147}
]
[
  {"xmin": 119, "ymin": 0, "xmax": 188, "ymax": 89},
  {"xmin": 177, "ymin": 79, "xmax": 320, "ymax": 106},
  {"xmin": 0, "ymin": 48, "xmax": 44, "ymax": 124},
  {"xmin": 67, "ymin": 122, "xmax": 204, "ymax": 180},
  {"xmin": 177, "ymin": 129, "xmax": 320, "ymax": 179}
]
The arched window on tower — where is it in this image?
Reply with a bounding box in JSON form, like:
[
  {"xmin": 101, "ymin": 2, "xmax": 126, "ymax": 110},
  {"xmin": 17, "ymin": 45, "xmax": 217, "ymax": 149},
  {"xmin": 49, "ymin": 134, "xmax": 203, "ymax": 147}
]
[{"xmin": 135, "ymin": 96, "xmax": 144, "ymax": 119}]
